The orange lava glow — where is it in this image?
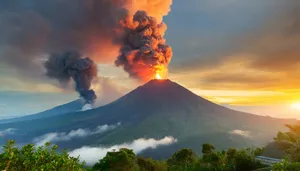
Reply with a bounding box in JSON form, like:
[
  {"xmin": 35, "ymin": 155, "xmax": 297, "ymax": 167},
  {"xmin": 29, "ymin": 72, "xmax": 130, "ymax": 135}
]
[{"xmin": 156, "ymin": 73, "xmax": 162, "ymax": 80}]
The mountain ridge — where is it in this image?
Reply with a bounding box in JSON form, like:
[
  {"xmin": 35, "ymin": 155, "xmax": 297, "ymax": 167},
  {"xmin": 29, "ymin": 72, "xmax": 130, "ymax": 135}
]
[
  {"xmin": 0, "ymin": 79, "xmax": 296, "ymax": 159},
  {"xmin": 0, "ymin": 99, "xmax": 83, "ymax": 124}
]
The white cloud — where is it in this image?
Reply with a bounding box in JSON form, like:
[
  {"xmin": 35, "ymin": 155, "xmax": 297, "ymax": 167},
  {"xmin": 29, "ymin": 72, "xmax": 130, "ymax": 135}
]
[
  {"xmin": 34, "ymin": 123, "xmax": 121, "ymax": 146},
  {"xmin": 69, "ymin": 136, "xmax": 177, "ymax": 165},
  {"xmin": 229, "ymin": 129, "xmax": 252, "ymax": 138},
  {"xmin": 0, "ymin": 128, "xmax": 17, "ymax": 136},
  {"xmin": 81, "ymin": 103, "xmax": 93, "ymax": 111}
]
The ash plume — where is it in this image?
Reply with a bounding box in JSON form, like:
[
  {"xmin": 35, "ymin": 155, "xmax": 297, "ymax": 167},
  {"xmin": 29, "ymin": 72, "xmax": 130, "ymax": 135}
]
[
  {"xmin": 115, "ymin": 10, "xmax": 173, "ymax": 81},
  {"xmin": 0, "ymin": 0, "xmax": 172, "ymax": 85},
  {"xmin": 44, "ymin": 51, "xmax": 97, "ymax": 105}
]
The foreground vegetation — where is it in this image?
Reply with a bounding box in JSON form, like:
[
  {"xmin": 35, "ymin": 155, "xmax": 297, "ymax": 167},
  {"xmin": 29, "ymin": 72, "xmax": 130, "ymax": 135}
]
[
  {"xmin": 0, "ymin": 141, "xmax": 85, "ymax": 171},
  {"xmin": 1, "ymin": 122, "xmax": 300, "ymax": 171},
  {"xmin": 0, "ymin": 140, "xmax": 267, "ymax": 171},
  {"xmin": 92, "ymin": 144, "xmax": 267, "ymax": 171},
  {"xmin": 271, "ymin": 122, "xmax": 300, "ymax": 170},
  {"xmin": 274, "ymin": 123, "xmax": 300, "ymax": 162},
  {"xmin": 0, "ymin": 142, "xmax": 298, "ymax": 171}
]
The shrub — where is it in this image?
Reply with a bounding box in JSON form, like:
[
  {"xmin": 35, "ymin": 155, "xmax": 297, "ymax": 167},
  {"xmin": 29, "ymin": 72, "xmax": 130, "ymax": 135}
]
[
  {"xmin": 0, "ymin": 140, "xmax": 85, "ymax": 171},
  {"xmin": 272, "ymin": 159, "xmax": 300, "ymax": 171}
]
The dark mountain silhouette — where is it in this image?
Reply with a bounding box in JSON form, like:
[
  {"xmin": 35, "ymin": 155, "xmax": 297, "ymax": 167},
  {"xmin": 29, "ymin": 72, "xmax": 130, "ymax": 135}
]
[
  {"xmin": 262, "ymin": 141, "xmax": 286, "ymax": 159},
  {"xmin": 0, "ymin": 79, "xmax": 296, "ymax": 158}
]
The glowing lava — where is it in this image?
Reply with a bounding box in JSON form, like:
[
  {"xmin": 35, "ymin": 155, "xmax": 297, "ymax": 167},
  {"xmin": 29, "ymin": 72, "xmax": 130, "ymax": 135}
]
[{"xmin": 156, "ymin": 73, "xmax": 162, "ymax": 80}]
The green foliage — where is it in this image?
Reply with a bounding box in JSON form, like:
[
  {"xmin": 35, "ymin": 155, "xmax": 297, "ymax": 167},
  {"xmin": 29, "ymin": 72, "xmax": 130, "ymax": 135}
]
[
  {"xmin": 93, "ymin": 148, "xmax": 138, "ymax": 171},
  {"xmin": 272, "ymin": 159, "xmax": 300, "ymax": 171},
  {"xmin": 0, "ymin": 141, "xmax": 277, "ymax": 171},
  {"xmin": 0, "ymin": 140, "xmax": 85, "ymax": 171},
  {"xmin": 233, "ymin": 149, "xmax": 265, "ymax": 171},
  {"xmin": 284, "ymin": 141, "xmax": 300, "ymax": 162},
  {"xmin": 275, "ymin": 123, "xmax": 300, "ymax": 162},
  {"xmin": 202, "ymin": 143, "xmax": 215, "ymax": 154},
  {"xmin": 137, "ymin": 157, "xmax": 167, "ymax": 171},
  {"xmin": 91, "ymin": 145, "xmax": 268, "ymax": 171},
  {"xmin": 201, "ymin": 152, "xmax": 228, "ymax": 170},
  {"xmin": 199, "ymin": 147, "xmax": 266, "ymax": 171},
  {"xmin": 137, "ymin": 157, "xmax": 156, "ymax": 171},
  {"xmin": 167, "ymin": 148, "xmax": 198, "ymax": 171},
  {"xmin": 253, "ymin": 147, "xmax": 265, "ymax": 156},
  {"xmin": 93, "ymin": 149, "xmax": 167, "ymax": 171},
  {"xmin": 226, "ymin": 148, "xmax": 237, "ymax": 160}
]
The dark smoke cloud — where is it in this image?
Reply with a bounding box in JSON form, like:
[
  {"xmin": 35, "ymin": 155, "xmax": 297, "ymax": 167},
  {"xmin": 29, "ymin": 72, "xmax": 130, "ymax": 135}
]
[
  {"xmin": 115, "ymin": 11, "xmax": 172, "ymax": 81},
  {"xmin": 44, "ymin": 51, "xmax": 97, "ymax": 104},
  {"xmin": 0, "ymin": 0, "xmax": 172, "ymax": 84},
  {"xmin": 170, "ymin": 0, "xmax": 300, "ymax": 91},
  {"xmin": 243, "ymin": 0, "xmax": 300, "ymax": 73}
]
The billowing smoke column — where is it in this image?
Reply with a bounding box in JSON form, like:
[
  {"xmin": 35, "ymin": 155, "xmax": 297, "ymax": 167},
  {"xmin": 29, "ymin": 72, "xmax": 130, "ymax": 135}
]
[
  {"xmin": 115, "ymin": 10, "xmax": 172, "ymax": 81},
  {"xmin": 0, "ymin": 0, "xmax": 173, "ymax": 86},
  {"xmin": 44, "ymin": 51, "xmax": 97, "ymax": 105}
]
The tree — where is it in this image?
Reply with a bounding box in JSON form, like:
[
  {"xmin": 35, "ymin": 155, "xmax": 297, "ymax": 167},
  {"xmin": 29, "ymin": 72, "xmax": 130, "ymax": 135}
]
[
  {"xmin": 272, "ymin": 158, "xmax": 300, "ymax": 171},
  {"xmin": 201, "ymin": 144, "xmax": 220, "ymax": 167},
  {"xmin": 201, "ymin": 151, "xmax": 227, "ymax": 170},
  {"xmin": 226, "ymin": 148, "xmax": 237, "ymax": 160},
  {"xmin": 285, "ymin": 141, "xmax": 300, "ymax": 162},
  {"xmin": 92, "ymin": 148, "xmax": 138, "ymax": 171},
  {"xmin": 0, "ymin": 140, "xmax": 85, "ymax": 171},
  {"xmin": 137, "ymin": 157, "xmax": 167, "ymax": 171},
  {"xmin": 233, "ymin": 149, "xmax": 264, "ymax": 171},
  {"xmin": 202, "ymin": 143, "xmax": 215, "ymax": 154},
  {"xmin": 167, "ymin": 148, "xmax": 197, "ymax": 171},
  {"xmin": 253, "ymin": 147, "xmax": 265, "ymax": 156},
  {"xmin": 137, "ymin": 157, "xmax": 155, "ymax": 171},
  {"xmin": 275, "ymin": 123, "xmax": 300, "ymax": 162}
]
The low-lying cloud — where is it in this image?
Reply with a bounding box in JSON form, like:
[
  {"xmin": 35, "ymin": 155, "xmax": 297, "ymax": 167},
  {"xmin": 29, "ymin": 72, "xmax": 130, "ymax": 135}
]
[
  {"xmin": 34, "ymin": 123, "xmax": 120, "ymax": 146},
  {"xmin": 81, "ymin": 103, "xmax": 93, "ymax": 111},
  {"xmin": 0, "ymin": 128, "xmax": 17, "ymax": 136},
  {"xmin": 69, "ymin": 136, "xmax": 177, "ymax": 165},
  {"xmin": 229, "ymin": 129, "xmax": 252, "ymax": 138}
]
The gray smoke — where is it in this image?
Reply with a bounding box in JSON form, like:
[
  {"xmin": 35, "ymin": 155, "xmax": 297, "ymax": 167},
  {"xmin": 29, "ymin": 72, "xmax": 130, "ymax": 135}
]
[
  {"xmin": 44, "ymin": 51, "xmax": 97, "ymax": 104},
  {"xmin": 115, "ymin": 10, "xmax": 173, "ymax": 81}
]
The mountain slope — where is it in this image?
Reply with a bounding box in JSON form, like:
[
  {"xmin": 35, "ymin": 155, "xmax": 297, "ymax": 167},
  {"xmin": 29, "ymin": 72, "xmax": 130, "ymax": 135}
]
[
  {"xmin": 0, "ymin": 79, "xmax": 296, "ymax": 158},
  {"xmin": 0, "ymin": 99, "xmax": 83, "ymax": 124}
]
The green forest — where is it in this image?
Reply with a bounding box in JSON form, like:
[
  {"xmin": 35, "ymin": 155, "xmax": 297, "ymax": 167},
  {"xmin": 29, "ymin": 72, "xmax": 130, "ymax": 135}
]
[{"xmin": 1, "ymin": 123, "xmax": 300, "ymax": 171}]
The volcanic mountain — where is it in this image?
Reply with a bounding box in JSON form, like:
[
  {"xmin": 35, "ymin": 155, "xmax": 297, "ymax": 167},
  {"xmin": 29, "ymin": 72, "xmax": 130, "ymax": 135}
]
[{"xmin": 0, "ymin": 79, "xmax": 296, "ymax": 158}]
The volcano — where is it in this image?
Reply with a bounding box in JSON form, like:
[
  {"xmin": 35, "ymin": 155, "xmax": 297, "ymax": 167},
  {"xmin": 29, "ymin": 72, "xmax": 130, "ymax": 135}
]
[{"xmin": 0, "ymin": 79, "xmax": 296, "ymax": 158}]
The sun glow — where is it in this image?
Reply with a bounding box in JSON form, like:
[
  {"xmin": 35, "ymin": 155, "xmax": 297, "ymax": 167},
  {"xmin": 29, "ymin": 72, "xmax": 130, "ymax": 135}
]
[
  {"xmin": 291, "ymin": 102, "xmax": 300, "ymax": 110},
  {"xmin": 156, "ymin": 73, "xmax": 162, "ymax": 80}
]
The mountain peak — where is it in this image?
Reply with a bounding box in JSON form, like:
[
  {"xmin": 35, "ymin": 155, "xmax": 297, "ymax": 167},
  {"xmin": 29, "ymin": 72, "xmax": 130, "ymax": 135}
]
[
  {"xmin": 139, "ymin": 79, "xmax": 187, "ymax": 93},
  {"xmin": 113, "ymin": 79, "xmax": 216, "ymax": 110},
  {"xmin": 147, "ymin": 78, "xmax": 172, "ymax": 83},
  {"xmin": 142, "ymin": 79, "xmax": 177, "ymax": 88}
]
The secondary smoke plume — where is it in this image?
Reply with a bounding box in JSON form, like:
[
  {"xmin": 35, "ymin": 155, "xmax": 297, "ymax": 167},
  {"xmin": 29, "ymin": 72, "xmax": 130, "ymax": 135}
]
[
  {"xmin": 44, "ymin": 51, "xmax": 97, "ymax": 104},
  {"xmin": 115, "ymin": 10, "xmax": 172, "ymax": 81},
  {"xmin": 0, "ymin": 0, "xmax": 173, "ymax": 85}
]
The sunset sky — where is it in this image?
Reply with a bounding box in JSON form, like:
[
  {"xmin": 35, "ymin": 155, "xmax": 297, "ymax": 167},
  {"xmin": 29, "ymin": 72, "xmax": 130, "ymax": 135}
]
[{"xmin": 1, "ymin": 0, "xmax": 300, "ymax": 119}]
